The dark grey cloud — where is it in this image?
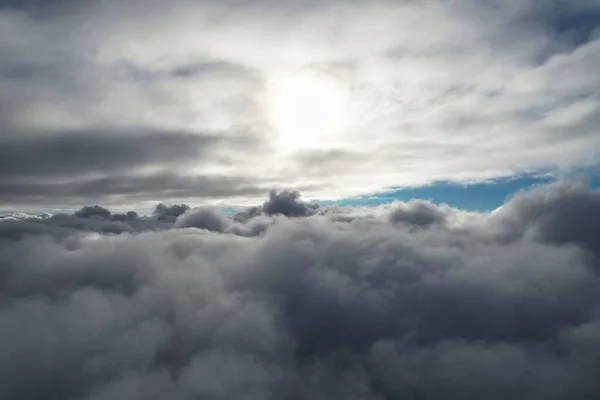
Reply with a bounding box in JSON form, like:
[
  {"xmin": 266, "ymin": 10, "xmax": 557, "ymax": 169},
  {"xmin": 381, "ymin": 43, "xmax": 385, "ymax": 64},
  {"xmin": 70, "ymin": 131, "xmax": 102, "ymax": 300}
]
[
  {"xmin": 1, "ymin": 181, "xmax": 600, "ymax": 399},
  {"xmin": 153, "ymin": 203, "xmax": 190, "ymax": 222},
  {"xmin": 0, "ymin": 129, "xmax": 254, "ymax": 180},
  {"xmin": 173, "ymin": 207, "xmax": 231, "ymax": 232},
  {"xmin": 0, "ymin": 206, "xmax": 166, "ymax": 241},
  {"xmin": 112, "ymin": 211, "xmax": 139, "ymax": 221},
  {"xmin": 74, "ymin": 205, "xmax": 112, "ymax": 220},
  {"xmin": 0, "ymin": 173, "xmax": 267, "ymax": 205},
  {"xmin": 490, "ymin": 179, "xmax": 600, "ymax": 255},
  {"xmin": 263, "ymin": 189, "xmax": 319, "ymax": 217},
  {"xmin": 389, "ymin": 200, "xmax": 447, "ymax": 228},
  {"xmin": 0, "ymin": 125, "xmax": 268, "ymax": 206},
  {"xmin": 235, "ymin": 189, "xmax": 320, "ymax": 221}
]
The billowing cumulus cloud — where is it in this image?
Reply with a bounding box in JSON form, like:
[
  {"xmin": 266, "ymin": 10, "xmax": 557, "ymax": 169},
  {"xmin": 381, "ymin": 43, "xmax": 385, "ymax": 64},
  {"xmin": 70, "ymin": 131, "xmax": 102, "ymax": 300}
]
[
  {"xmin": 174, "ymin": 206, "xmax": 231, "ymax": 232},
  {"xmin": 262, "ymin": 189, "xmax": 320, "ymax": 217},
  {"xmin": 389, "ymin": 199, "xmax": 448, "ymax": 228},
  {"xmin": 488, "ymin": 179, "xmax": 600, "ymax": 258},
  {"xmin": 1, "ymin": 181, "xmax": 600, "ymax": 399},
  {"xmin": 234, "ymin": 189, "xmax": 320, "ymax": 222},
  {"xmin": 153, "ymin": 203, "xmax": 191, "ymax": 222}
]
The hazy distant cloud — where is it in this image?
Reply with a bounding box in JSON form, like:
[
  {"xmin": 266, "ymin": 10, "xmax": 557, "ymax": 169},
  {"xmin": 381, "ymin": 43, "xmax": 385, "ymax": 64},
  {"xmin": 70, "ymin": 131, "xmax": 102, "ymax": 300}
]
[{"xmin": 1, "ymin": 182, "xmax": 600, "ymax": 399}]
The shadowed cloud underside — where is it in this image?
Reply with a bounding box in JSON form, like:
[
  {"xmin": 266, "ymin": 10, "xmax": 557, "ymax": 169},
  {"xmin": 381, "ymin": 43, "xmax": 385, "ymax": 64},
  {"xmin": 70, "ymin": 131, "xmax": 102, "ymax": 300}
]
[{"xmin": 2, "ymin": 181, "xmax": 600, "ymax": 399}]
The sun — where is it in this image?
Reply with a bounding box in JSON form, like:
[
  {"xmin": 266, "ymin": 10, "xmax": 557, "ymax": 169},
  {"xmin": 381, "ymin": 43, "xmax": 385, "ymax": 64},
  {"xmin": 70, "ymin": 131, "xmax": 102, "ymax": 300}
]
[{"xmin": 267, "ymin": 71, "xmax": 347, "ymax": 150}]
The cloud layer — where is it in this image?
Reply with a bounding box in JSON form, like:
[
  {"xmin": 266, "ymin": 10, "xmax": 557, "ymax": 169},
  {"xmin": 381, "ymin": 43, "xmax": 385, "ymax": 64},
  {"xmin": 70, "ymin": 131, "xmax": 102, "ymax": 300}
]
[
  {"xmin": 2, "ymin": 182, "xmax": 600, "ymax": 399},
  {"xmin": 1, "ymin": 0, "xmax": 599, "ymax": 207}
]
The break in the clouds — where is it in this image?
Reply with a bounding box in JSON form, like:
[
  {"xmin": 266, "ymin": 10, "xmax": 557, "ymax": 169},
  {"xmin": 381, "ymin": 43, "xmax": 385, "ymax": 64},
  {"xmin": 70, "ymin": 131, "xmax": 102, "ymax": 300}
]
[
  {"xmin": 2, "ymin": 181, "xmax": 600, "ymax": 399},
  {"xmin": 1, "ymin": 0, "xmax": 599, "ymax": 207}
]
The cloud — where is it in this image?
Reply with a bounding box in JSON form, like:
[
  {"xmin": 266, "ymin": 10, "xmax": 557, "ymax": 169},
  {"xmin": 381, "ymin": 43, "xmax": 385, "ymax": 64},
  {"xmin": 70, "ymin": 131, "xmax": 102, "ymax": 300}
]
[
  {"xmin": 262, "ymin": 189, "xmax": 320, "ymax": 217},
  {"xmin": 0, "ymin": 129, "xmax": 231, "ymax": 179},
  {"xmin": 1, "ymin": 0, "xmax": 599, "ymax": 206},
  {"xmin": 490, "ymin": 178, "xmax": 600, "ymax": 255},
  {"xmin": 234, "ymin": 189, "xmax": 319, "ymax": 221},
  {"xmin": 74, "ymin": 205, "xmax": 112, "ymax": 220},
  {"xmin": 73, "ymin": 205, "xmax": 138, "ymax": 222},
  {"xmin": 153, "ymin": 203, "xmax": 190, "ymax": 222},
  {"xmin": 389, "ymin": 200, "xmax": 448, "ymax": 228},
  {"xmin": 0, "ymin": 125, "xmax": 270, "ymax": 208},
  {"xmin": 1, "ymin": 181, "xmax": 600, "ymax": 399},
  {"xmin": 0, "ymin": 173, "xmax": 268, "ymax": 207},
  {"xmin": 173, "ymin": 207, "xmax": 231, "ymax": 232},
  {"xmin": 112, "ymin": 211, "xmax": 139, "ymax": 221}
]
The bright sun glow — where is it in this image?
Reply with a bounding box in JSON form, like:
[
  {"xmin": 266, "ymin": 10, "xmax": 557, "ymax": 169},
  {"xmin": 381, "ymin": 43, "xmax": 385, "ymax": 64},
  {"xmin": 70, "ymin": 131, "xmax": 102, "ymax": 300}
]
[{"xmin": 268, "ymin": 72, "xmax": 347, "ymax": 150}]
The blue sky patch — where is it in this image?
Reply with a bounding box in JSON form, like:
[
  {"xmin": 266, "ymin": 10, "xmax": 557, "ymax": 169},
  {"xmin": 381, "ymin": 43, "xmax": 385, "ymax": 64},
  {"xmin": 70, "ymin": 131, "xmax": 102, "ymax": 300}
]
[{"xmin": 321, "ymin": 169, "xmax": 600, "ymax": 211}]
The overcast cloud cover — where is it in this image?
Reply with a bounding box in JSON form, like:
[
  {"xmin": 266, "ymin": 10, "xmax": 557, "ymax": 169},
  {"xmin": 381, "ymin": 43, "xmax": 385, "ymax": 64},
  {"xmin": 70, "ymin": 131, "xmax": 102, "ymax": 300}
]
[
  {"xmin": 1, "ymin": 0, "xmax": 600, "ymax": 208},
  {"xmin": 2, "ymin": 1, "xmax": 600, "ymax": 398},
  {"xmin": 1, "ymin": 181, "xmax": 600, "ymax": 399}
]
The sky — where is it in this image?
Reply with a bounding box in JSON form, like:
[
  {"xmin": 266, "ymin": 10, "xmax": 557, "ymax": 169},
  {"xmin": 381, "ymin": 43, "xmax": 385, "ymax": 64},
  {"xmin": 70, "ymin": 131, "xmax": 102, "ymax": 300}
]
[
  {"xmin": 1, "ymin": 0, "xmax": 600, "ymax": 211},
  {"xmin": 3, "ymin": 1, "xmax": 600, "ymax": 400}
]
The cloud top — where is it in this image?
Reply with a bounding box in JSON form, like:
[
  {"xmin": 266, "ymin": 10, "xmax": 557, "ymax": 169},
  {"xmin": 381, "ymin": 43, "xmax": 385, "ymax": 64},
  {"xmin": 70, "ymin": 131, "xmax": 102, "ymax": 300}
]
[{"xmin": 2, "ymin": 181, "xmax": 600, "ymax": 399}]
